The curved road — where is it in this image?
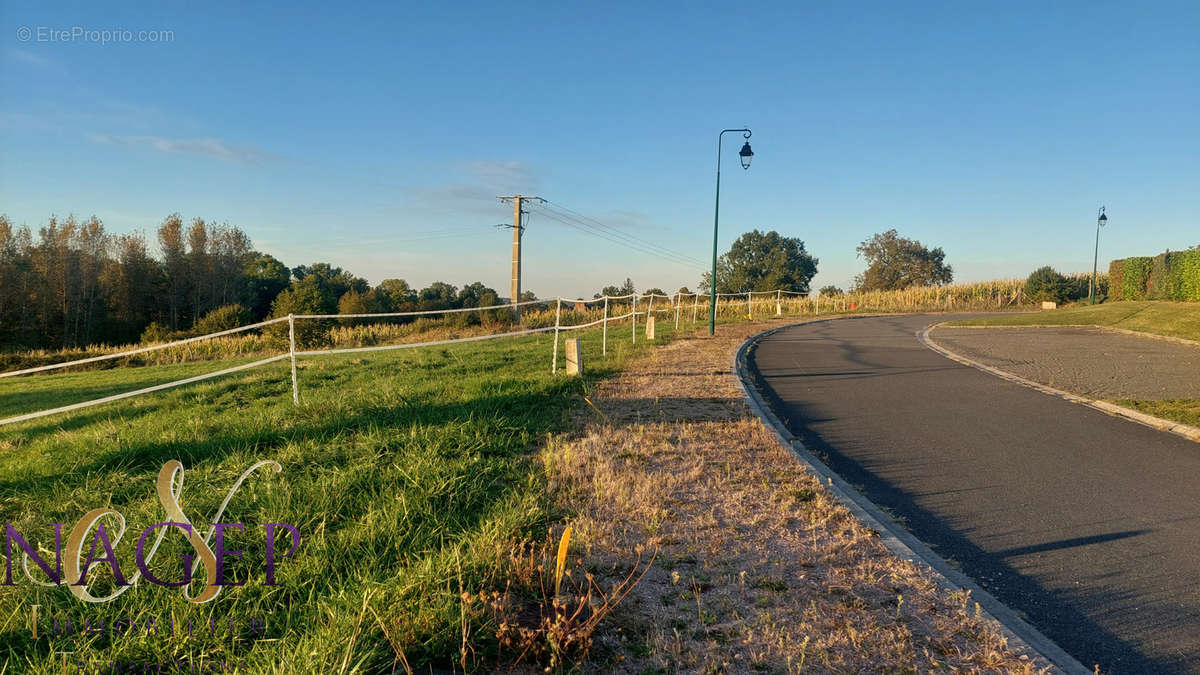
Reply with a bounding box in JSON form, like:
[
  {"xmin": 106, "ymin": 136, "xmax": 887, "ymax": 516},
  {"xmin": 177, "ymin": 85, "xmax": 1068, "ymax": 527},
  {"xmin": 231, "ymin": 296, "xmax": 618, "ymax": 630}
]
[{"xmin": 750, "ymin": 314, "xmax": 1200, "ymax": 674}]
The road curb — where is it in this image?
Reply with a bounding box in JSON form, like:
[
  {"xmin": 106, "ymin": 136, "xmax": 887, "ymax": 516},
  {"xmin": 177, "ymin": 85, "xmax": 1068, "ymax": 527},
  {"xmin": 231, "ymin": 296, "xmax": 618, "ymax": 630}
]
[
  {"xmin": 922, "ymin": 323, "xmax": 1200, "ymax": 444},
  {"xmin": 731, "ymin": 320, "xmax": 1089, "ymax": 675}
]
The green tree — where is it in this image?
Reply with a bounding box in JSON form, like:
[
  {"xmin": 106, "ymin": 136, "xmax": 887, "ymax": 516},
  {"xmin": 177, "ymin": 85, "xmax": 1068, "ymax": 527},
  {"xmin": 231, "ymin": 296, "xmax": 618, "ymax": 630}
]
[
  {"xmin": 418, "ymin": 282, "xmax": 458, "ymax": 310},
  {"xmin": 818, "ymin": 285, "xmax": 843, "ymax": 296},
  {"xmin": 376, "ymin": 278, "xmax": 417, "ymax": 311},
  {"xmin": 157, "ymin": 214, "xmax": 189, "ymax": 329},
  {"xmin": 457, "ymin": 281, "xmax": 498, "ymax": 308},
  {"xmin": 854, "ymin": 229, "xmax": 952, "ymax": 291},
  {"xmin": 1024, "ymin": 266, "xmax": 1068, "ymax": 303},
  {"xmin": 241, "ymin": 252, "xmax": 291, "ymax": 319},
  {"xmin": 291, "ymin": 263, "xmax": 369, "ymax": 313},
  {"xmin": 193, "ymin": 303, "xmax": 252, "ymax": 335},
  {"xmin": 701, "ymin": 230, "xmax": 818, "ymax": 294}
]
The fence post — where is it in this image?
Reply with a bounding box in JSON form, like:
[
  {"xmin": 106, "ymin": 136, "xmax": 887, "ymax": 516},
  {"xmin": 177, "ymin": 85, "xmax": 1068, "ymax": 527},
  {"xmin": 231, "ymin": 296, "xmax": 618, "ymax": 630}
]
[
  {"xmin": 674, "ymin": 293, "xmax": 681, "ymax": 329},
  {"xmin": 632, "ymin": 294, "xmax": 638, "ymax": 344},
  {"xmin": 551, "ymin": 298, "xmax": 562, "ymax": 374},
  {"xmin": 288, "ymin": 314, "xmax": 299, "ymax": 406},
  {"xmin": 692, "ymin": 293, "xmax": 699, "ymax": 324},
  {"xmin": 602, "ymin": 296, "xmax": 609, "ymax": 356},
  {"xmin": 747, "ymin": 291, "xmax": 752, "ymax": 320},
  {"xmin": 776, "ymin": 289, "xmax": 782, "ymax": 316}
]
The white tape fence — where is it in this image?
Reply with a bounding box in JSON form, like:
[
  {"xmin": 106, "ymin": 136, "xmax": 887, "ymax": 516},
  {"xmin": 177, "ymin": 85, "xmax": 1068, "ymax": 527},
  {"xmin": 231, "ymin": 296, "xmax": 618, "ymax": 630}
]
[{"xmin": 0, "ymin": 284, "xmax": 1027, "ymax": 428}]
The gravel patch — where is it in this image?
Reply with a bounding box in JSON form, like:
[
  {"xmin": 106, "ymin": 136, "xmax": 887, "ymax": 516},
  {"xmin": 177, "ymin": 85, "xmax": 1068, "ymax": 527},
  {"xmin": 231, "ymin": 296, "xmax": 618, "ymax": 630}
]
[{"xmin": 932, "ymin": 326, "xmax": 1200, "ymax": 400}]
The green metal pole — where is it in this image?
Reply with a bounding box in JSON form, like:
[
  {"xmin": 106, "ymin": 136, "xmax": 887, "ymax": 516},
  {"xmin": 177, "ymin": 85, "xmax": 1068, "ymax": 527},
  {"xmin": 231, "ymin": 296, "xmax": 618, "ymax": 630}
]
[
  {"xmin": 1090, "ymin": 220, "xmax": 1099, "ymax": 304},
  {"xmin": 710, "ymin": 128, "xmax": 751, "ymax": 335},
  {"xmin": 709, "ymin": 142, "xmax": 721, "ymax": 336},
  {"xmin": 1090, "ymin": 206, "xmax": 1104, "ymax": 305}
]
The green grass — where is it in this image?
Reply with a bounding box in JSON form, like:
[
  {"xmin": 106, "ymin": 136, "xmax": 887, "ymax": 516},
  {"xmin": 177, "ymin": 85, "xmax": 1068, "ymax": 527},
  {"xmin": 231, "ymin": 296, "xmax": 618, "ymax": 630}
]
[
  {"xmin": 0, "ymin": 317, "xmax": 688, "ymax": 673},
  {"xmin": 946, "ymin": 300, "xmax": 1200, "ymax": 342},
  {"xmin": 1110, "ymin": 399, "xmax": 1200, "ymax": 428}
]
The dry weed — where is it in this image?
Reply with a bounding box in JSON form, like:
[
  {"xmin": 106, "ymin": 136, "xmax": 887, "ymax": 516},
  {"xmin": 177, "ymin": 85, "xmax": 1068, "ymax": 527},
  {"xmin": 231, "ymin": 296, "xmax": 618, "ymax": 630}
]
[{"xmin": 544, "ymin": 319, "xmax": 1048, "ymax": 673}]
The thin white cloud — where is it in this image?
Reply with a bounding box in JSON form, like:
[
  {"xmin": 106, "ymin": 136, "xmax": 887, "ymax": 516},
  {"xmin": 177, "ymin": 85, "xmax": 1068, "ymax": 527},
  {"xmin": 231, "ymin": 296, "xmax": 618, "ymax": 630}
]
[
  {"xmin": 404, "ymin": 160, "xmax": 539, "ymax": 216},
  {"xmin": 88, "ymin": 133, "xmax": 280, "ymax": 164},
  {"xmin": 460, "ymin": 160, "xmax": 538, "ymax": 192},
  {"xmin": 8, "ymin": 48, "xmax": 51, "ymax": 68}
]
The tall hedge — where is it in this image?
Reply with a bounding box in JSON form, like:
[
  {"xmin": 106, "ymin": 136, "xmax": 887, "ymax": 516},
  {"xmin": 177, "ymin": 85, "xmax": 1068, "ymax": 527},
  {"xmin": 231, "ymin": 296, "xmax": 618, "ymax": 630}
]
[
  {"xmin": 1108, "ymin": 259, "xmax": 1125, "ymax": 301},
  {"xmin": 1178, "ymin": 249, "xmax": 1200, "ymax": 301},
  {"xmin": 1122, "ymin": 257, "xmax": 1152, "ymax": 300},
  {"xmin": 1108, "ymin": 248, "xmax": 1200, "ymax": 301}
]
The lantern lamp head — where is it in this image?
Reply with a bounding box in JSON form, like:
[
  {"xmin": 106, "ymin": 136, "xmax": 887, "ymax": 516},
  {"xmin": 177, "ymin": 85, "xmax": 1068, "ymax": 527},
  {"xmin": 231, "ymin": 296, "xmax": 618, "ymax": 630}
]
[{"xmin": 738, "ymin": 141, "xmax": 754, "ymax": 170}]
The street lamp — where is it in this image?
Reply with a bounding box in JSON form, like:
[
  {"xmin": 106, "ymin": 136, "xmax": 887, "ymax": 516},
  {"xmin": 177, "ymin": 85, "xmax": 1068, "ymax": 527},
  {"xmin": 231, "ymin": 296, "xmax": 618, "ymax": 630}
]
[
  {"xmin": 710, "ymin": 128, "xmax": 754, "ymax": 335},
  {"xmin": 1090, "ymin": 206, "xmax": 1107, "ymax": 305}
]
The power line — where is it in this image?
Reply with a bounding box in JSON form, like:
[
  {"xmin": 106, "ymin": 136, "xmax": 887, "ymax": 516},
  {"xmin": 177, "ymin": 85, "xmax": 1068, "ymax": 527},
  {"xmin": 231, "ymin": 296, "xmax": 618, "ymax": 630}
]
[
  {"xmin": 544, "ymin": 201, "xmax": 709, "ymax": 267},
  {"xmin": 527, "ymin": 201, "xmax": 707, "ymax": 270},
  {"xmin": 538, "ymin": 201, "xmax": 707, "ymax": 267},
  {"xmin": 530, "ymin": 208, "xmax": 702, "ymax": 269}
]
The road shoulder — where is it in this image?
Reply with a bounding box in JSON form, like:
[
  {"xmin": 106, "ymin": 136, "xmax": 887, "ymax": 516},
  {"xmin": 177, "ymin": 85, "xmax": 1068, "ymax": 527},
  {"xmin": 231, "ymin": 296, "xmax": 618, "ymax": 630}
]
[
  {"xmin": 551, "ymin": 318, "xmax": 1054, "ymax": 672},
  {"xmin": 736, "ymin": 320, "xmax": 1088, "ymax": 674}
]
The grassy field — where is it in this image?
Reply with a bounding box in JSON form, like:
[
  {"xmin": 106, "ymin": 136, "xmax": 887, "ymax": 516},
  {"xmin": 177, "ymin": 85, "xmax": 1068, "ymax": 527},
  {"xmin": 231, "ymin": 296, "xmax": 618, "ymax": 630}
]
[
  {"xmin": 0, "ymin": 317, "xmax": 686, "ymax": 672},
  {"xmin": 947, "ymin": 300, "xmax": 1200, "ymax": 342}
]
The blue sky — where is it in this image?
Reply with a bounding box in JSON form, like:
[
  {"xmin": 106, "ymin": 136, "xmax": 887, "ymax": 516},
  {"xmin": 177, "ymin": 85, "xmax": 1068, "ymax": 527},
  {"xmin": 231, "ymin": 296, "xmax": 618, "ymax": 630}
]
[{"xmin": 2, "ymin": 1, "xmax": 1197, "ymax": 298}]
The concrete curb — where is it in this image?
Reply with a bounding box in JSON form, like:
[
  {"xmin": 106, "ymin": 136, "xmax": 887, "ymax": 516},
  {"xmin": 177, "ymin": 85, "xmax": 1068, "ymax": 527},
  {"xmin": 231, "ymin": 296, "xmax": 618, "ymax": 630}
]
[
  {"xmin": 731, "ymin": 319, "xmax": 1089, "ymax": 675},
  {"xmin": 923, "ymin": 323, "xmax": 1200, "ymax": 444}
]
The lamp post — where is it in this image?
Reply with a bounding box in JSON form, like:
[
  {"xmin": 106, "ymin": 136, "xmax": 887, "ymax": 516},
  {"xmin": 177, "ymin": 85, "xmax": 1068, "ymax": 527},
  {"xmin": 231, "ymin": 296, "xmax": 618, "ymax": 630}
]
[
  {"xmin": 1090, "ymin": 206, "xmax": 1108, "ymax": 305},
  {"xmin": 710, "ymin": 128, "xmax": 754, "ymax": 335}
]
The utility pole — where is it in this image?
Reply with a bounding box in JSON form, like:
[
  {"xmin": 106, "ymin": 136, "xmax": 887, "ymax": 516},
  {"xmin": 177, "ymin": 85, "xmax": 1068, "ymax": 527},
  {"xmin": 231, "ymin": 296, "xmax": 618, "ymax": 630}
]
[{"xmin": 498, "ymin": 195, "xmax": 544, "ymax": 321}]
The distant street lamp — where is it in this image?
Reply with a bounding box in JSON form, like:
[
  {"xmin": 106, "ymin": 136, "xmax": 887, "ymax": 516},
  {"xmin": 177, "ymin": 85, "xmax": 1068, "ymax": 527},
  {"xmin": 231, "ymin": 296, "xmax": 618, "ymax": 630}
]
[
  {"xmin": 710, "ymin": 128, "xmax": 754, "ymax": 335},
  {"xmin": 1090, "ymin": 206, "xmax": 1108, "ymax": 305}
]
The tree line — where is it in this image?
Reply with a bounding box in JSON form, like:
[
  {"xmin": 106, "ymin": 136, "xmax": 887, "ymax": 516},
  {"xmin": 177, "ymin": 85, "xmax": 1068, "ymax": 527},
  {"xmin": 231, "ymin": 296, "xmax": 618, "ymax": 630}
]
[
  {"xmin": 1, "ymin": 212, "xmax": 959, "ymax": 350},
  {"xmin": 0, "ymin": 214, "xmax": 508, "ymax": 349}
]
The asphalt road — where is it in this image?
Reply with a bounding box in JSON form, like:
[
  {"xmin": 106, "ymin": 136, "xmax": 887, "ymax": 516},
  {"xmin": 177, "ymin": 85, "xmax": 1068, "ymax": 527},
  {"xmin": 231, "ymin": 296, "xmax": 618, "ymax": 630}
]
[{"xmin": 750, "ymin": 314, "xmax": 1200, "ymax": 674}]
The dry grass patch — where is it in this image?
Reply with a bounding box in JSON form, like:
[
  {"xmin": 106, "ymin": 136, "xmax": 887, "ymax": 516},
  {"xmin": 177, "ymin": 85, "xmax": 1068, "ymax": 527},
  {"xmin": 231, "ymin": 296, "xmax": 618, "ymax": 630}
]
[{"xmin": 545, "ymin": 320, "xmax": 1046, "ymax": 673}]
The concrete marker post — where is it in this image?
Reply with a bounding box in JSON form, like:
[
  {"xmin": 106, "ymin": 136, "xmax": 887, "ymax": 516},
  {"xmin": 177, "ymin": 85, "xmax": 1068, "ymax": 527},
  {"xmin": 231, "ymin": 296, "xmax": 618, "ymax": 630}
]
[{"xmin": 564, "ymin": 337, "xmax": 583, "ymax": 376}]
